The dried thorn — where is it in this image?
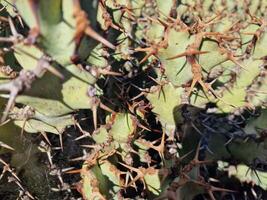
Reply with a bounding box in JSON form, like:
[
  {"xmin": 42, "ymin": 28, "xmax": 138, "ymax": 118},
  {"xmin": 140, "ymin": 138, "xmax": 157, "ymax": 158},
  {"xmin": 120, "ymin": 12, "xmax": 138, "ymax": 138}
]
[
  {"xmin": 156, "ymin": 131, "xmax": 166, "ymax": 162},
  {"xmin": 61, "ymin": 167, "xmax": 75, "ymax": 173},
  {"xmin": 20, "ymin": 118, "xmax": 27, "ymax": 137},
  {"xmin": 75, "ymin": 133, "xmax": 90, "ymax": 141},
  {"xmin": 219, "ymin": 47, "xmax": 247, "ymax": 71},
  {"xmin": 99, "ymin": 102, "xmax": 115, "ymax": 113},
  {"xmin": 80, "ymin": 144, "xmax": 101, "ymax": 150},
  {"xmin": 59, "ymin": 133, "xmax": 63, "ymax": 151},
  {"xmin": 98, "ymin": 68, "xmax": 122, "ymax": 76},
  {"xmin": 191, "ymin": 178, "xmax": 236, "ymax": 199},
  {"xmin": 46, "ymin": 151, "xmax": 53, "ymax": 166},
  {"xmin": 0, "ymin": 16, "xmax": 8, "ymax": 22},
  {"xmin": 176, "ymin": 149, "xmax": 194, "ymax": 164},
  {"xmin": 0, "ymin": 168, "xmax": 6, "ymax": 181},
  {"xmin": 124, "ymin": 171, "xmax": 134, "ymax": 188},
  {"xmin": 0, "ymin": 5, "xmax": 6, "ymax": 12},
  {"xmin": 24, "ymin": 190, "xmax": 35, "ymax": 199},
  {"xmin": 208, "ymin": 190, "xmax": 216, "ymax": 200},
  {"xmin": 0, "ymin": 56, "xmax": 53, "ymax": 122},
  {"xmin": 0, "ymin": 18, "xmax": 24, "ymax": 43},
  {"xmin": 131, "ymin": 92, "xmax": 146, "ymax": 101},
  {"xmin": 140, "ymin": 52, "xmax": 154, "ymax": 64},
  {"xmin": 0, "ymin": 158, "xmax": 20, "ymax": 181},
  {"xmin": 117, "ymin": 7, "xmax": 136, "ymax": 22},
  {"xmin": 91, "ymin": 103, "xmax": 98, "ymax": 130},
  {"xmin": 84, "ymin": 26, "xmax": 115, "ymax": 50},
  {"xmin": 143, "ymin": 14, "xmax": 168, "ymax": 27},
  {"xmin": 51, "ymin": 188, "xmax": 61, "ymax": 192},
  {"xmin": 157, "ymin": 18, "xmax": 169, "ymax": 28},
  {"xmin": 69, "ymin": 156, "xmax": 86, "ymax": 162},
  {"xmin": 74, "ymin": 121, "xmax": 90, "ymax": 135},
  {"xmin": 72, "ymin": 0, "xmax": 115, "ymax": 49},
  {"xmin": 209, "ymin": 185, "xmax": 236, "ymax": 193},
  {"xmin": 0, "ymin": 141, "xmax": 14, "ymax": 151},
  {"xmin": 139, "ymin": 131, "xmax": 166, "ymax": 162},
  {"xmin": 148, "ymin": 75, "xmax": 162, "ymax": 85},
  {"xmin": 191, "ymin": 142, "xmax": 201, "ymax": 165},
  {"xmin": 44, "ymin": 64, "xmax": 64, "ymax": 79},
  {"xmin": 79, "ymin": 144, "xmax": 95, "ymax": 148},
  {"xmin": 167, "ymin": 50, "xmax": 209, "ymax": 60},
  {"xmin": 135, "ymin": 46, "xmax": 159, "ymax": 64},
  {"xmin": 8, "ymin": 17, "xmax": 19, "ymax": 37},
  {"xmin": 130, "ymin": 83, "xmax": 149, "ymax": 92},
  {"xmin": 0, "ymin": 118, "xmax": 10, "ymax": 126},
  {"xmin": 208, "ymin": 177, "xmax": 220, "ymax": 183},
  {"xmin": 119, "ymin": 162, "xmax": 145, "ymax": 188},
  {"xmin": 227, "ymin": 54, "xmax": 247, "ymax": 71},
  {"xmin": 241, "ymin": 32, "xmax": 257, "ymax": 36},
  {"xmin": 65, "ymin": 168, "xmax": 82, "ymax": 174},
  {"xmin": 137, "ymin": 123, "xmax": 151, "ymax": 131},
  {"xmin": 190, "ymin": 142, "xmax": 213, "ymax": 167},
  {"xmin": 0, "ymin": 37, "xmax": 15, "ymax": 43},
  {"xmin": 248, "ymin": 89, "xmax": 267, "ymax": 94},
  {"xmin": 1, "ymin": 89, "xmax": 18, "ymax": 123},
  {"xmin": 17, "ymin": 15, "xmax": 24, "ymax": 28},
  {"xmin": 51, "ymin": 146, "xmax": 62, "ymax": 150},
  {"xmin": 40, "ymin": 131, "xmax": 51, "ymax": 146}
]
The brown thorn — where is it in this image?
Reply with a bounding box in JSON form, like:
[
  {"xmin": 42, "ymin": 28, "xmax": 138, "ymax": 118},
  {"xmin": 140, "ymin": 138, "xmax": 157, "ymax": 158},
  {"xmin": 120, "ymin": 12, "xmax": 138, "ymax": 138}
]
[
  {"xmin": 143, "ymin": 14, "xmax": 168, "ymax": 27},
  {"xmin": 157, "ymin": 18, "xmax": 169, "ymax": 28},
  {"xmin": 167, "ymin": 50, "xmax": 209, "ymax": 60},
  {"xmin": 119, "ymin": 162, "xmax": 145, "ymax": 188},
  {"xmin": 75, "ymin": 133, "xmax": 90, "ymax": 141},
  {"xmin": 138, "ymin": 131, "xmax": 166, "ymax": 162},
  {"xmin": 137, "ymin": 123, "xmax": 151, "ymax": 131},
  {"xmin": 99, "ymin": 102, "xmax": 114, "ymax": 113},
  {"xmin": 72, "ymin": 0, "xmax": 115, "ymax": 50},
  {"xmin": 65, "ymin": 169, "xmax": 82, "ymax": 174},
  {"xmin": 0, "ymin": 158, "xmax": 20, "ymax": 181},
  {"xmin": 84, "ymin": 26, "xmax": 115, "ymax": 49},
  {"xmin": 44, "ymin": 64, "xmax": 64, "ymax": 79},
  {"xmin": 227, "ymin": 54, "xmax": 247, "ymax": 71},
  {"xmin": 0, "ymin": 16, "xmax": 8, "ymax": 22},
  {"xmin": 134, "ymin": 47, "xmax": 152, "ymax": 53},
  {"xmin": 98, "ymin": 68, "xmax": 122, "ymax": 76},
  {"xmin": 140, "ymin": 52, "xmax": 153, "ymax": 64},
  {"xmin": 40, "ymin": 131, "xmax": 51, "ymax": 146},
  {"xmin": 187, "ymin": 77, "xmax": 199, "ymax": 96},
  {"xmin": 241, "ymin": 32, "xmax": 256, "ymax": 36},
  {"xmin": 131, "ymin": 92, "xmax": 146, "ymax": 101}
]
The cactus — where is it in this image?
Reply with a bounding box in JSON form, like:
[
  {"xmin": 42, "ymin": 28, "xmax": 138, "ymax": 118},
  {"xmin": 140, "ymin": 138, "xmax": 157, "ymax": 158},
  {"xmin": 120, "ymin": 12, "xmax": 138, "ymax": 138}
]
[{"xmin": 0, "ymin": 0, "xmax": 267, "ymax": 199}]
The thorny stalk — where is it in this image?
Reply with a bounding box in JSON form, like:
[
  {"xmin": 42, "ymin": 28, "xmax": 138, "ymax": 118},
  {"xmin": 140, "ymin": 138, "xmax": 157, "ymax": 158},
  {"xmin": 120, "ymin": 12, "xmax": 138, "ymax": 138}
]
[{"xmin": 0, "ymin": 55, "xmax": 62, "ymax": 122}]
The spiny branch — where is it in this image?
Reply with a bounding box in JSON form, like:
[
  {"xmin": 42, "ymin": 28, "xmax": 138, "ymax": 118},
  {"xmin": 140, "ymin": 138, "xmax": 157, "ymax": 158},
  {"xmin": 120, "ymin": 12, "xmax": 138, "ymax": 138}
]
[{"xmin": 0, "ymin": 56, "xmax": 62, "ymax": 122}]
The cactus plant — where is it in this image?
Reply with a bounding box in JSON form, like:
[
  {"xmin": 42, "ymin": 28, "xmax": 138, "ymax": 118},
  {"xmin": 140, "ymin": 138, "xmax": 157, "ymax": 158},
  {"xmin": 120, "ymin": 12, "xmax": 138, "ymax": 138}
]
[{"xmin": 0, "ymin": 0, "xmax": 267, "ymax": 199}]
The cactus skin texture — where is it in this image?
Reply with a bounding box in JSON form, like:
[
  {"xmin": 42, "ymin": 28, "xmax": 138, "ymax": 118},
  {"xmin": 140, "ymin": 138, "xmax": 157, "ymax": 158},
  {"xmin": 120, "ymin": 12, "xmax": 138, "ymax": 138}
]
[{"xmin": 0, "ymin": 0, "xmax": 267, "ymax": 199}]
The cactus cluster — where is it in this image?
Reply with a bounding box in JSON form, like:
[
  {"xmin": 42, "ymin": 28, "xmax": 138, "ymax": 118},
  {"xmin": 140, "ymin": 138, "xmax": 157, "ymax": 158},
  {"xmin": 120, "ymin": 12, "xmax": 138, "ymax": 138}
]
[{"xmin": 1, "ymin": 0, "xmax": 267, "ymax": 199}]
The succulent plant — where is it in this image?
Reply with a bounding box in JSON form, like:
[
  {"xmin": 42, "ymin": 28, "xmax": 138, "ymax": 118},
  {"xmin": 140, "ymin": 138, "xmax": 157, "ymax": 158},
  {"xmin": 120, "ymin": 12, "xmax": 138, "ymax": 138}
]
[{"xmin": 0, "ymin": 0, "xmax": 267, "ymax": 199}]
